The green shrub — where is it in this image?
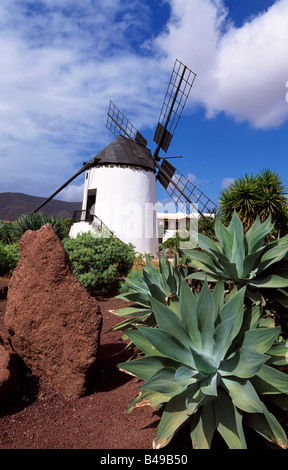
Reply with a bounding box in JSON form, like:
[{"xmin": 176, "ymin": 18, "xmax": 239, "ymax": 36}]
[
  {"xmin": 0, "ymin": 243, "xmax": 8, "ymax": 276},
  {"xmin": 0, "ymin": 242, "xmax": 20, "ymax": 276},
  {"xmin": 62, "ymin": 232, "xmax": 135, "ymax": 295},
  {"xmin": 118, "ymin": 279, "xmax": 288, "ymax": 449}
]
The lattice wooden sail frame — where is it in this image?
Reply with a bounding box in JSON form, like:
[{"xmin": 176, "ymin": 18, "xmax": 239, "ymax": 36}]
[
  {"xmin": 153, "ymin": 59, "xmax": 196, "ymax": 157},
  {"xmin": 106, "ymin": 100, "xmax": 147, "ymax": 147},
  {"xmin": 156, "ymin": 158, "xmax": 216, "ymax": 217}
]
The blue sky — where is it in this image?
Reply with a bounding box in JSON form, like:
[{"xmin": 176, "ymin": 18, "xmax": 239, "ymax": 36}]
[{"xmin": 0, "ymin": 0, "xmax": 287, "ymax": 210}]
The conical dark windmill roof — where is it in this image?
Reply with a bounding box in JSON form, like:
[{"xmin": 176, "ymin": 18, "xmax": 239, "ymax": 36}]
[{"xmin": 89, "ymin": 135, "xmax": 155, "ymax": 172}]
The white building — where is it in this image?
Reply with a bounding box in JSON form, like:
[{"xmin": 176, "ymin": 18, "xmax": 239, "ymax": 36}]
[{"xmin": 69, "ymin": 135, "xmax": 159, "ymax": 256}]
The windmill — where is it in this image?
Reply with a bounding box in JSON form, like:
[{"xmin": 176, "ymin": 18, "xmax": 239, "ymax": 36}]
[{"xmin": 33, "ymin": 59, "xmax": 216, "ymax": 255}]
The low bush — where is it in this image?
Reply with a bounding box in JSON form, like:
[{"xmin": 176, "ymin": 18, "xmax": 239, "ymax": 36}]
[
  {"xmin": 0, "ymin": 242, "xmax": 20, "ymax": 276},
  {"xmin": 62, "ymin": 232, "xmax": 135, "ymax": 295}
]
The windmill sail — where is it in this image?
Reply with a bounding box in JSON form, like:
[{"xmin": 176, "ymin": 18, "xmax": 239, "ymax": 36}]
[
  {"xmin": 106, "ymin": 101, "xmax": 147, "ymax": 147},
  {"xmin": 31, "ymin": 59, "xmax": 216, "ymax": 221},
  {"xmin": 156, "ymin": 159, "xmax": 216, "ymax": 217},
  {"xmin": 153, "ymin": 59, "xmax": 196, "ymax": 158},
  {"xmin": 31, "ymin": 159, "xmax": 100, "ymax": 214}
]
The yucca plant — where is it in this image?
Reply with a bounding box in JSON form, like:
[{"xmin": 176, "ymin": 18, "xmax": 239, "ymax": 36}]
[
  {"xmin": 184, "ymin": 211, "xmax": 288, "ymax": 307},
  {"xmin": 118, "ymin": 279, "xmax": 288, "ymax": 449},
  {"xmin": 219, "ymin": 173, "xmax": 260, "ymax": 230},
  {"xmin": 218, "ymin": 169, "xmax": 288, "ymax": 235}
]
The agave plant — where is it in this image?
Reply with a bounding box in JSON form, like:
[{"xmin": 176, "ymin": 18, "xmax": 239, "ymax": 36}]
[
  {"xmin": 118, "ymin": 279, "xmax": 288, "ymax": 449},
  {"xmin": 113, "ymin": 251, "xmax": 188, "ymax": 335},
  {"xmin": 184, "ymin": 211, "xmax": 288, "ymax": 306}
]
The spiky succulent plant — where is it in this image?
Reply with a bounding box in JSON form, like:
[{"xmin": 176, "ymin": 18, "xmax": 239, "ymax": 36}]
[
  {"xmin": 184, "ymin": 211, "xmax": 288, "ymax": 305},
  {"xmin": 114, "ymin": 251, "xmax": 187, "ymax": 335},
  {"xmin": 118, "ymin": 279, "xmax": 288, "ymax": 449}
]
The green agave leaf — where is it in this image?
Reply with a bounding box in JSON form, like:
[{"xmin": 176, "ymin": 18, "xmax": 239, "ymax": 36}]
[
  {"xmin": 147, "ymin": 284, "xmax": 167, "ymax": 304},
  {"xmin": 190, "ymin": 401, "xmax": 216, "ymax": 449},
  {"xmin": 200, "ymin": 372, "xmax": 219, "ymax": 396},
  {"xmin": 219, "ymin": 286, "xmax": 246, "ymax": 322},
  {"xmin": 217, "ymin": 259, "xmax": 239, "ymax": 280},
  {"xmin": 140, "ymin": 368, "xmax": 195, "ymax": 396},
  {"xmin": 191, "ymin": 348, "xmax": 218, "ymax": 375},
  {"xmin": 153, "ymin": 384, "xmax": 201, "ymax": 449},
  {"xmin": 117, "ymin": 292, "xmax": 151, "ymax": 307},
  {"xmin": 212, "ymin": 280, "xmax": 225, "ymax": 312},
  {"xmin": 186, "ymin": 388, "xmax": 209, "ymax": 415},
  {"xmin": 112, "ymin": 315, "xmax": 151, "ymax": 331},
  {"xmin": 149, "ymin": 296, "xmax": 192, "ymax": 349},
  {"xmin": 246, "ymin": 215, "xmax": 273, "ymax": 254},
  {"xmin": 118, "ymin": 356, "xmax": 174, "ymax": 381},
  {"xmin": 244, "ymin": 404, "xmax": 288, "ymax": 449},
  {"xmin": 228, "ymin": 211, "xmax": 244, "ymax": 237},
  {"xmin": 257, "ymin": 244, "xmax": 288, "ymax": 273},
  {"xmin": 214, "ymin": 387, "xmax": 247, "ymax": 449},
  {"xmin": 179, "ymin": 279, "xmax": 202, "ymax": 350},
  {"xmin": 219, "ymin": 348, "xmax": 268, "ymax": 379},
  {"xmin": 213, "ymin": 288, "xmax": 245, "ymax": 363},
  {"xmin": 124, "ymin": 328, "xmax": 165, "ymax": 357},
  {"xmin": 240, "ymin": 248, "xmax": 265, "ymax": 279},
  {"xmin": 234, "ymin": 304, "xmax": 262, "ymax": 342},
  {"xmin": 196, "ymin": 280, "xmax": 217, "ymax": 354},
  {"xmin": 183, "ymin": 249, "xmax": 219, "ymax": 274},
  {"xmin": 230, "ymin": 221, "xmax": 245, "ymax": 275},
  {"xmin": 115, "ymin": 305, "xmax": 151, "ymax": 317},
  {"xmin": 221, "ymin": 377, "xmax": 264, "ymax": 413},
  {"xmin": 215, "ymin": 217, "xmax": 233, "ymax": 260},
  {"xmin": 213, "ymin": 313, "xmax": 244, "ymax": 365},
  {"xmin": 240, "ymin": 327, "xmax": 281, "ymax": 354},
  {"xmin": 166, "ymin": 263, "xmax": 179, "ymax": 294},
  {"xmin": 144, "ymin": 255, "xmax": 163, "ymax": 287},
  {"xmin": 249, "ymin": 274, "xmax": 288, "ymax": 288},
  {"xmin": 251, "ymin": 364, "xmax": 288, "ymax": 394},
  {"xmin": 122, "ymin": 277, "xmax": 149, "ymax": 294},
  {"xmin": 266, "ymin": 341, "xmax": 288, "ymax": 366},
  {"xmin": 175, "ymin": 366, "xmax": 202, "ymax": 381},
  {"xmin": 136, "ymin": 325, "xmax": 195, "ymax": 368},
  {"xmin": 127, "ymin": 390, "xmax": 168, "ymax": 414},
  {"xmin": 245, "ymin": 215, "xmax": 262, "ymax": 247},
  {"xmin": 196, "ymin": 233, "xmax": 222, "ymax": 258},
  {"xmin": 186, "ymin": 272, "xmax": 219, "ymax": 283}
]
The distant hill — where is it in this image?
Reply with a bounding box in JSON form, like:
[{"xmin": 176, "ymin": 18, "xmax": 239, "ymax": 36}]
[{"xmin": 0, "ymin": 193, "xmax": 82, "ymax": 221}]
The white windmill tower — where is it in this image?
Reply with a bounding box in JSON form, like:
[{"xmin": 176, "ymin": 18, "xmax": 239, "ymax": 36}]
[
  {"xmin": 78, "ymin": 113, "xmax": 158, "ymax": 255},
  {"xmin": 32, "ymin": 60, "xmax": 216, "ymax": 255}
]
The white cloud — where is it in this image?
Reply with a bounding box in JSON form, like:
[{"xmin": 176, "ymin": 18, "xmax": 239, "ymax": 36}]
[
  {"xmin": 221, "ymin": 177, "xmax": 235, "ymax": 188},
  {"xmin": 0, "ymin": 0, "xmax": 288, "ymax": 201},
  {"xmin": 0, "ymin": 1, "xmax": 166, "ymax": 197},
  {"xmin": 58, "ymin": 183, "xmax": 85, "ymax": 202},
  {"xmin": 154, "ymin": 0, "xmax": 288, "ymax": 129}
]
